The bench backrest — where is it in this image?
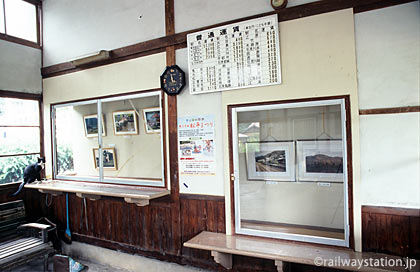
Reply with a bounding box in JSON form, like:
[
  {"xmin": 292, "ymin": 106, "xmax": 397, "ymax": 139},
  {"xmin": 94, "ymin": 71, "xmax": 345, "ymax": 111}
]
[{"xmin": 0, "ymin": 200, "xmax": 26, "ymax": 241}]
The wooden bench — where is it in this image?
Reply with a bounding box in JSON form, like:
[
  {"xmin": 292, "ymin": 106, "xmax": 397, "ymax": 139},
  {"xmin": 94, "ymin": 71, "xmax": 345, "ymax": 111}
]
[
  {"xmin": 184, "ymin": 231, "xmax": 419, "ymax": 272},
  {"xmin": 0, "ymin": 200, "xmax": 55, "ymax": 271}
]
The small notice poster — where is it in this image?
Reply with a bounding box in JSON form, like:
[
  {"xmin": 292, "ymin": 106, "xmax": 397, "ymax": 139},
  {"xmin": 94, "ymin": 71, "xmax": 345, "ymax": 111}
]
[
  {"xmin": 187, "ymin": 14, "xmax": 281, "ymax": 94},
  {"xmin": 178, "ymin": 115, "xmax": 216, "ymax": 176}
]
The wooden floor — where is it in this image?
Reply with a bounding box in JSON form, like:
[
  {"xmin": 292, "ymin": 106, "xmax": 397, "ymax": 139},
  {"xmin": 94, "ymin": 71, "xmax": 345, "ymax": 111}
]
[{"xmin": 242, "ymin": 220, "xmax": 345, "ymax": 240}]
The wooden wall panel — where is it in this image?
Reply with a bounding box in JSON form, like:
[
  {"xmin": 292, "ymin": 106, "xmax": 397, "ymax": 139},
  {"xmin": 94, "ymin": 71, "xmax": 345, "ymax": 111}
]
[
  {"xmin": 2, "ymin": 188, "xmax": 350, "ymax": 271},
  {"xmin": 44, "ymin": 194, "xmax": 180, "ymax": 256},
  {"xmin": 180, "ymin": 197, "xmax": 225, "ymax": 265},
  {"xmin": 362, "ymin": 205, "xmax": 420, "ymax": 259},
  {"xmin": 0, "ymin": 183, "xmax": 46, "ymax": 222}
]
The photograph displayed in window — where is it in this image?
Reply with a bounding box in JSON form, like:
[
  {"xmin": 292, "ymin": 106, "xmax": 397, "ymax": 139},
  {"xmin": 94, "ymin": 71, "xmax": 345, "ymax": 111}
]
[
  {"xmin": 233, "ymin": 99, "xmax": 348, "ymax": 246},
  {"xmin": 0, "ymin": 97, "xmax": 41, "ymax": 184},
  {"xmin": 53, "ymin": 92, "xmax": 164, "ymax": 186}
]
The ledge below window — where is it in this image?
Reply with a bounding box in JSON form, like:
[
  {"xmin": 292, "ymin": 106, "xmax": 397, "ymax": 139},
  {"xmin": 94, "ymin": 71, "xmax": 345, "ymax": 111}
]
[{"xmin": 25, "ymin": 180, "xmax": 170, "ymax": 206}]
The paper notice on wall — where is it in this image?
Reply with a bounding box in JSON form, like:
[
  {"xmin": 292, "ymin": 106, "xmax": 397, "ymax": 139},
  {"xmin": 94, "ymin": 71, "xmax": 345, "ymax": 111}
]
[{"xmin": 178, "ymin": 115, "xmax": 216, "ymax": 176}]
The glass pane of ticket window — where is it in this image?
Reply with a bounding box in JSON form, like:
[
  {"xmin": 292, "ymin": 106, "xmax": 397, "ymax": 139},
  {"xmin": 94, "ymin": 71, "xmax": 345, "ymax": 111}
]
[
  {"xmin": 100, "ymin": 94, "xmax": 163, "ymax": 186},
  {"xmin": 53, "ymin": 91, "xmax": 164, "ymax": 187},
  {"xmin": 232, "ymin": 99, "xmax": 349, "ymax": 247},
  {"xmin": 54, "ymin": 101, "xmax": 99, "ymax": 182}
]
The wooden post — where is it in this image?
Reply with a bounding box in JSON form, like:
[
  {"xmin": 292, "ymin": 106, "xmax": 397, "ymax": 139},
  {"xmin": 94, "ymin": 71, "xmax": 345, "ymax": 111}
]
[{"xmin": 165, "ymin": 0, "xmax": 182, "ymax": 256}]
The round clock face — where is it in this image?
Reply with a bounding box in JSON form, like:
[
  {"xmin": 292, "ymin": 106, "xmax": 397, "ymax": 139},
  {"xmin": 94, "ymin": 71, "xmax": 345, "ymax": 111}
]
[
  {"xmin": 271, "ymin": 0, "xmax": 287, "ymax": 9},
  {"xmin": 160, "ymin": 65, "xmax": 186, "ymax": 95}
]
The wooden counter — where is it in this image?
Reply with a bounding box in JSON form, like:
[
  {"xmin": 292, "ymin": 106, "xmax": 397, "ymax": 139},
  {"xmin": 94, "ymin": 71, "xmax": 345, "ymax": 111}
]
[{"xmin": 25, "ymin": 180, "xmax": 170, "ymax": 206}]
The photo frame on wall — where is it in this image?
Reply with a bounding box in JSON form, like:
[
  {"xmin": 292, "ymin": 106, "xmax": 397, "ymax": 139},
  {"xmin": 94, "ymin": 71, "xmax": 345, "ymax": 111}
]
[
  {"xmin": 92, "ymin": 147, "xmax": 117, "ymax": 170},
  {"xmin": 245, "ymin": 141, "xmax": 295, "ymax": 181},
  {"xmin": 296, "ymin": 140, "xmax": 344, "ymax": 182},
  {"xmin": 142, "ymin": 107, "xmax": 161, "ymax": 134},
  {"xmin": 112, "ymin": 110, "xmax": 138, "ymax": 135},
  {"xmin": 83, "ymin": 114, "xmax": 106, "ymax": 138}
]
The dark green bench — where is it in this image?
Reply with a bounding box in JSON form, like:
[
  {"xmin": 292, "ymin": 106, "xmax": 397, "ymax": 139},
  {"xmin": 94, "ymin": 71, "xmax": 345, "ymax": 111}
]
[{"xmin": 0, "ymin": 200, "xmax": 55, "ymax": 271}]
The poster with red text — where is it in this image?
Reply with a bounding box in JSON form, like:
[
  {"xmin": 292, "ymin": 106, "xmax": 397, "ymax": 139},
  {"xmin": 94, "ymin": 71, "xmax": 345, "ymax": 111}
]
[{"xmin": 178, "ymin": 115, "xmax": 216, "ymax": 176}]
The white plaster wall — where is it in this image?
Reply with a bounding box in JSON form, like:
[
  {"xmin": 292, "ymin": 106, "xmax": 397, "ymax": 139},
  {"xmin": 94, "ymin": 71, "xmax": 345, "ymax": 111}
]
[
  {"xmin": 0, "ymin": 40, "xmax": 41, "ymax": 93},
  {"xmin": 360, "ymin": 113, "xmax": 420, "ymax": 208},
  {"xmin": 218, "ymin": 9, "xmax": 362, "ymax": 249},
  {"xmin": 355, "ymin": 3, "xmax": 420, "ymax": 209},
  {"xmin": 355, "ymin": 2, "xmax": 420, "ymax": 109},
  {"xmin": 42, "ymin": 0, "xmax": 165, "ymax": 66},
  {"xmin": 176, "ymin": 48, "xmax": 224, "ymax": 196},
  {"xmin": 174, "ymin": 0, "xmax": 319, "ymax": 33}
]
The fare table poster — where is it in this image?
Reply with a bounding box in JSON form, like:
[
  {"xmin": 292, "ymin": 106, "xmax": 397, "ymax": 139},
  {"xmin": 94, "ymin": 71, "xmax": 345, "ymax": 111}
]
[
  {"xmin": 178, "ymin": 115, "xmax": 216, "ymax": 176},
  {"xmin": 187, "ymin": 15, "xmax": 281, "ymax": 95}
]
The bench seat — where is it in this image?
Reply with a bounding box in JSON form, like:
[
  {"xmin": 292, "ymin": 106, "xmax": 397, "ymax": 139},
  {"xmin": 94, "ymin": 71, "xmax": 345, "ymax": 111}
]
[
  {"xmin": 184, "ymin": 231, "xmax": 418, "ymax": 272},
  {"xmin": 0, "ymin": 200, "xmax": 55, "ymax": 271},
  {"xmin": 0, "ymin": 237, "xmax": 54, "ymax": 270}
]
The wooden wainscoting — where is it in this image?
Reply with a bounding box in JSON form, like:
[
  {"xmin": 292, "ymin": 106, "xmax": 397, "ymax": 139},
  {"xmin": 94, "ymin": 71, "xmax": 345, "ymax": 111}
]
[
  {"xmin": 48, "ymin": 194, "xmax": 179, "ymax": 256},
  {"xmin": 0, "ymin": 183, "xmax": 46, "ymax": 222},
  {"xmin": 180, "ymin": 194, "xmax": 226, "ymax": 269},
  {"xmin": 362, "ymin": 205, "xmax": 420, "ymax": 259},
  {"xmin": 21, "ymin": 190, "xmax": 349, "ymax": 271}
]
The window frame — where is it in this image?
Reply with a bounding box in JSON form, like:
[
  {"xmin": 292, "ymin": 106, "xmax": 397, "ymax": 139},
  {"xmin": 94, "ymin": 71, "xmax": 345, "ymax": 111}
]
[
  {"xmin": 51, "ymin": 90, "xmax": 167, "ymax": 188},
  {"xmin": 0, "ymin": 0, "xmax": 42, "ymax": 49},
  {"xmin": 0, "ymin": 90, "xmax": 44, "ymax": 185},
  {"xmin": 229, "ymin": 96, "xmax": 353, "ymax": 248}
]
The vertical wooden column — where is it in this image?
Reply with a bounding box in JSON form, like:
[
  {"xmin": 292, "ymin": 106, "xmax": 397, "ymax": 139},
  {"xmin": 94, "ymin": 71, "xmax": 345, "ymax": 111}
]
[{"xmin": 165, "ymin": 0, "xmax": 181, "ymax": 255}]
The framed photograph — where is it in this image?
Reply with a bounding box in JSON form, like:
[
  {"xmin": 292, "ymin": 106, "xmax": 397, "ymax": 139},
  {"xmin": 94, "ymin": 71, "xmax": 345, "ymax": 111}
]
[
  {"xmin": 142, "ymin": 107, "xmax": 161, "ymax": 134},
  {"xmin": 83, "ymin": 114, "xmax": 106, "ymax": 138},
  {"xmin": 112, "ymin": 110, "xmax": 138, "ymax": 135},
  {"xmin": 296, "ymin": 140, "xmax": 343, "ymax": 182},
  {"xmin": 92, "ymin": 148, "xmax": 117, "ymax": 170},
  {"xmin": 245, "ymin": 141, "xmax": 295, "ymax": 181}
]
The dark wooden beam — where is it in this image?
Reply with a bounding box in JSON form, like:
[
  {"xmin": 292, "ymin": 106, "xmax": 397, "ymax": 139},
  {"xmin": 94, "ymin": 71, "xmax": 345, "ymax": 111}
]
[
  {"xmin": 362, "ymin": 205, "xmax": 420, "ymax": 217},
  {"xmin": 0, "ymin": 33, "xmax": 41, "ymax": 49},
  {"xmin": 179, "ymin": 194, "xmax": 225, "ymax": 202},
  {"xmin": 22, "ymin": 0, "xmax": 42, "ymax": 6},
  {"xmin": 165, "ymin": 0, "xmax": 175, "ymax": 36},
  {"xmin": 0, "ymin": 90, "xmax": 41, "ymax": 100},
  {"xmin": 359, "ymin": 106, "xmax": 420, "ymax": 115},
  {"xmin": 41, "ymin": 0, "xmax": 416, "ymax": 79}
]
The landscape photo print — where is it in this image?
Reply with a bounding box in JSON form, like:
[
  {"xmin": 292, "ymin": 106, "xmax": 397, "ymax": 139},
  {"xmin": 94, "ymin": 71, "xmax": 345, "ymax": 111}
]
[
  {"xmin": 245, "ymin": 141, "xmax": 295, "ymax": 181},
  {"xmin": 297, "ymin": 140, "xmax": 344, "ymax": 182},
  {"xmin": 83, "ymin": 114, "xmax": 106, "ymax": 137}
]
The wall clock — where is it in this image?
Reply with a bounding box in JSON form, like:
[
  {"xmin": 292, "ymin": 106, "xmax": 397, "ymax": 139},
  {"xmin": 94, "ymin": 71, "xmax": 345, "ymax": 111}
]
[
  {"xmin": 271, "ymin": 0, "xmax": 287, "ymax": 10},
  {"xmin": 160, "ymin": 65, "xmax": 186, "ymax": 96}
]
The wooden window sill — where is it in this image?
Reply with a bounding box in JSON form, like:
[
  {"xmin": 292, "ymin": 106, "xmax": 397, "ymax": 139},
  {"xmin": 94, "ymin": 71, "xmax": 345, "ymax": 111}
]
[{"xmin": 25, "ymin": 180, "xmax": 169, "ymax": 206}]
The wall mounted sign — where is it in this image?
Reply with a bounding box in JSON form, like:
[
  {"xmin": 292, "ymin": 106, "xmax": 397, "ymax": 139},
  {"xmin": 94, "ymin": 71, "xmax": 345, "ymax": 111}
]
[
  {"xmin": 187, "ymin": 15, "xmax": 281, "ymax": 95},
  {"xmin": 178, "ymin": 115, "xmax": 216, "ymax": 176}
]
